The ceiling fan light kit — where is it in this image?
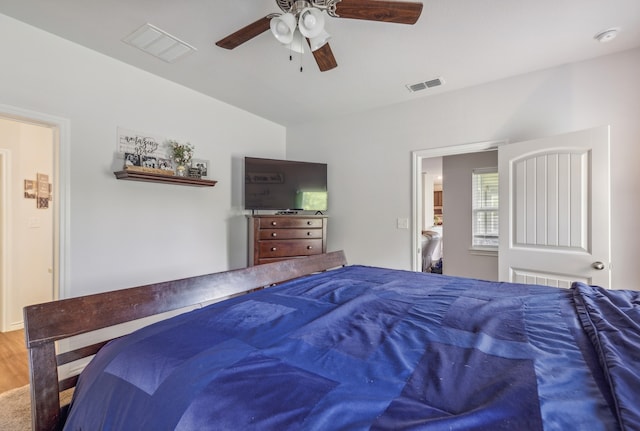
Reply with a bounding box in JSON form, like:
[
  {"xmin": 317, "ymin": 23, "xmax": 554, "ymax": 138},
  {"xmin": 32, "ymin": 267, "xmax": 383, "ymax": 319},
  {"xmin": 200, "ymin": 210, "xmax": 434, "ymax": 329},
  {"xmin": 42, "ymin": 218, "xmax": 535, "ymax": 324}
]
[
  {"xmin": 270, "ymin": 6, "xmax": 328, "ymax": 53},
  {"xmin": 289, "ymin": 30, "xmax": 306, "ymax": 54},
  {"xmin": 298, "ymin": 8, "xmax": 326, "ymax": 38},
  {"xmin": 216, "ymin": 0, "xmax": 424, "ymax": 72},
  {"xmin": 270, "ymin": 13, "xmax": 297, "ymax": 44},
  {"xmin": 309, "ymin": 29, "xmax": 332, "ymax": 51}
]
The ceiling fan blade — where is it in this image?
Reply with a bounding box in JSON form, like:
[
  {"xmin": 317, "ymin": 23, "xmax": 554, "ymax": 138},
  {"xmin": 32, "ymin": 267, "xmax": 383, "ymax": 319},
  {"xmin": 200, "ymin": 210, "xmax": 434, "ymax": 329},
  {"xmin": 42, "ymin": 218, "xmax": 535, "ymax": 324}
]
[
  {"xmin": 310, "ymin": 42, "xmax": 338, "ymax": 72},
  {"xmin": 334, "ymin": 0, "xmax": 423, "ymax": 25},
  {"xmin": 216, "ymin": 16, "xmax": 272, "ymax": 49}
]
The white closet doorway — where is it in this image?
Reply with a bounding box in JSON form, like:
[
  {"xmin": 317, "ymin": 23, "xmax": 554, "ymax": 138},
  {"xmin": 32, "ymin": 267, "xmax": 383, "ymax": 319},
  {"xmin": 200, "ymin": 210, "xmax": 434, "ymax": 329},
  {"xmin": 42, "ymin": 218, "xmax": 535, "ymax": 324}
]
[{"xmin": 0, "ymin": 105, "xmax": 69, "ymax": 332}]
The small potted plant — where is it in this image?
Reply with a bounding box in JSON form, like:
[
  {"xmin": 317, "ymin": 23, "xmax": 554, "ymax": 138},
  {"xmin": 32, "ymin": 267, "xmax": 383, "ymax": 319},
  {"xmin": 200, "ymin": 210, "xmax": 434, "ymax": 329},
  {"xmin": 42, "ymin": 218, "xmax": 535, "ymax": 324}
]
[{"xmin": 168, "ymin": 140, "xmax": 194, "ymax": 176}]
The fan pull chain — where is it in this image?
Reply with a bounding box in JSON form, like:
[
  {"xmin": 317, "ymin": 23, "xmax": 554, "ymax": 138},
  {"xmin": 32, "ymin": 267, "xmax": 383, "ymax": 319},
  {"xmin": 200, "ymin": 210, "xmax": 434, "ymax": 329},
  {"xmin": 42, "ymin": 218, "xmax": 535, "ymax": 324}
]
[
  {"xmin": 286, "ymin": 46, "xmax": 303, "ymax": 72},
  {"xmin": 287, "ymin": 51, "xmax": 303, "ymax": 72}
]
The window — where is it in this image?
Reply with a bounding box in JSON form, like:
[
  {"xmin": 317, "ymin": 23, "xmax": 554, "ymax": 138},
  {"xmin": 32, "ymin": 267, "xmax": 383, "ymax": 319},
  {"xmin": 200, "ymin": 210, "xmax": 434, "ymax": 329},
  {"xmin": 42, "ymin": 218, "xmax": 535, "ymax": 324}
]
[{"xmin": 472, "ymin": 168, "xmax": 499, "ymax": 248}]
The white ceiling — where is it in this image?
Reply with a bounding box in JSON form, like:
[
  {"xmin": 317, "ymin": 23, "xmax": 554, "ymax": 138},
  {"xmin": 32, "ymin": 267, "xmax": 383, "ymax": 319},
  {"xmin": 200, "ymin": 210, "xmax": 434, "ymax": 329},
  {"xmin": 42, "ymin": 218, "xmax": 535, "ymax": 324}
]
[{"xmin": 1, "ymin": 0, "xmax": 639, "ymax": 127}]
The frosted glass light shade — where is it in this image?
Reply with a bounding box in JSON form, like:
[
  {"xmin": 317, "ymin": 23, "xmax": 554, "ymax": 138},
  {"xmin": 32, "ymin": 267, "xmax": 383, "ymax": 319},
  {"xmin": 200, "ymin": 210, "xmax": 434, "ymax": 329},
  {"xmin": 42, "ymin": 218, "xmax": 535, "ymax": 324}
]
[
  {"xmin": 309, "ymin": 30, "xmax": 331, "ymax": 51},
  {"xmin": 287, "ymin": 29, "xmax": 305, "ymax": 54},
  {"xmin": 298, "ymin": 8, "xmax": 325, "ymax": 38},
  {"xmin": 270, "ymin": 13, "xmax": 296, "ymax": 44}
]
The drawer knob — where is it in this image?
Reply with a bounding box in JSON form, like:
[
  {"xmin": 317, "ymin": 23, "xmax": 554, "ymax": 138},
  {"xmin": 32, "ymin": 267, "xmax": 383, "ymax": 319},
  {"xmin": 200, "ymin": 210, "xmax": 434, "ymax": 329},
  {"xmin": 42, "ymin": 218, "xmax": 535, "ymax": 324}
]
[
  {"xmin": 307, "ymin": 221, "xmax": 312, "ymax": 225},
  {"xmin": 271, "ymin": 247, "xmax": 277, "ymax": 251},
  {"xmin": 271, "ymin": 232, "xmax": 277, "ymax": 237},
  {"xmin": 271, "ymin": 221, "xmax": 277, "ymax": 226},
  {"xmin": 307, "ymin": 232, "xmax": 311, "ymax": 236},
  {"xmin": 307, "ymin": 245, "xmax": 313, "ymax": 250}
]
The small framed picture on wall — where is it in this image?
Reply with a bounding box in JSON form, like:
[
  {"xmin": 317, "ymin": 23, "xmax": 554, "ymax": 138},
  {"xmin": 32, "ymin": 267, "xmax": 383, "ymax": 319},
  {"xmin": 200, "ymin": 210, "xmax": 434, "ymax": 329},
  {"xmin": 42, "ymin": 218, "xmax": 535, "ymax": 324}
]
[{"xmin": 24, "ymin": 179, "xmax": 36, "ymax": 199}]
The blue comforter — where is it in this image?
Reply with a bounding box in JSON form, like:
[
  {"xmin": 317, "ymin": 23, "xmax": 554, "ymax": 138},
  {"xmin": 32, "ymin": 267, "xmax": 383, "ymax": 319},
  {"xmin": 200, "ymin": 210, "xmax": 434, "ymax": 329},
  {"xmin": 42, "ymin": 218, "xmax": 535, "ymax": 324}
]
[{"xmin": 63, "ymin": 266, "xmax": 639, "ymax": 430}]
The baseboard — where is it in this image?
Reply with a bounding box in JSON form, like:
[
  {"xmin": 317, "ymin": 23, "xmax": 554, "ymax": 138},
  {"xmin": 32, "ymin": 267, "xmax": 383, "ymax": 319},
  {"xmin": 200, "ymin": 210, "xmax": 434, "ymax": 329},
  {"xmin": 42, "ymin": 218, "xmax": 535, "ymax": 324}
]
[{"xmin": 7, "ymin": 321, "xmax": 24, "ymax": 332}]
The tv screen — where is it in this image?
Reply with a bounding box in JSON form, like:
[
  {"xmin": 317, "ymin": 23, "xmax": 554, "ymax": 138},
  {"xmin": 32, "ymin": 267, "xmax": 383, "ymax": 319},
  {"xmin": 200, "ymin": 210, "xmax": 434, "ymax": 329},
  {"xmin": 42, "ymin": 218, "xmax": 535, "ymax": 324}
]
[{"xmin": 244, "ymin": 157, "xmax": 328, "ymax": 211}]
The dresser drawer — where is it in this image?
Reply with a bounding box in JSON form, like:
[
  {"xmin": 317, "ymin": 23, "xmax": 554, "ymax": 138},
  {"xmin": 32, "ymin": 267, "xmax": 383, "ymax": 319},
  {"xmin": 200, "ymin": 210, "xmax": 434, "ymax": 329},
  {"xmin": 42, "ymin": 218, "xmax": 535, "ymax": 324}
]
[
  {"xmin": 258, "ymin": 239, "xmax": 323, "ymax": 258},
  {"xmin": 258, "ymin": 217, "xmax": 323, "ymax": 229},
  {"xmin": 258, "ymin": 228, "xmax": 323, "ymax": 240},
  {"xmin": 248, "ymin": 215, "xmax": 327, "ymax": 266}
]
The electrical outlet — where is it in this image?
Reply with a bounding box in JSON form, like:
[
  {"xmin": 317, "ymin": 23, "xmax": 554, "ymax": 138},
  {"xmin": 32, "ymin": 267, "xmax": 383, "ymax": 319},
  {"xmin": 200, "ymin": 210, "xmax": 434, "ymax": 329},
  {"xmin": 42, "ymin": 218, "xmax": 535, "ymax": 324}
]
[{"xmin": 397, "ymin": 217, "xmax": 409, "ymax": 229}]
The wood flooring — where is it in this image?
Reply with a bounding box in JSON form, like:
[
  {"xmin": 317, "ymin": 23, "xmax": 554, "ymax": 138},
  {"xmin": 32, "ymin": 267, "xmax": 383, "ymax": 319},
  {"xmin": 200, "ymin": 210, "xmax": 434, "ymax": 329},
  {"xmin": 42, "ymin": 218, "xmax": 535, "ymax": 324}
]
[{"xmin": 0, "ymin": 330, "xmax": 29, "ymax": 393}]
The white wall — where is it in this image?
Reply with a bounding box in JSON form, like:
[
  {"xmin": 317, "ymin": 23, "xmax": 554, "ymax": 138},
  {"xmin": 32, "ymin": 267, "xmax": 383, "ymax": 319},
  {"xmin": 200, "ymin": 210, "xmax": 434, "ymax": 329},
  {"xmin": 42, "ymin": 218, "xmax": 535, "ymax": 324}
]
[
  {"xmin": 442, "ymin": 151, "xmax": 498, "ymax": 281},
  {"xmin": 287, "ymin": 48, "xmax": 640, "ymax": 290},
  {"xmin": 0, "ymin": 14, "xmax": 286, "ymax": 299}
]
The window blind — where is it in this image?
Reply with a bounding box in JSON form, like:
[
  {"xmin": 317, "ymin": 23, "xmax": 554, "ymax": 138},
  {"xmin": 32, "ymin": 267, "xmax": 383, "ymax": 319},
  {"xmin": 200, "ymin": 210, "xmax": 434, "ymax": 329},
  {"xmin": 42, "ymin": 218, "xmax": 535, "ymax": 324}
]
[{"xmin": 472, "ymin": 168, "xmax": 499, "ymax": 247}]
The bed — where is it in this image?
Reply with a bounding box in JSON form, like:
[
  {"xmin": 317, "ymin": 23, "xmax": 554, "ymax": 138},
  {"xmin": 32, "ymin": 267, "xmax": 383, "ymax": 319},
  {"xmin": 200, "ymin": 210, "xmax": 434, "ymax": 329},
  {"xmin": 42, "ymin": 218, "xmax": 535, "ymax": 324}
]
[{"xmin": 23, "ymin": 251, "xmax": 639, "ymax": 430}]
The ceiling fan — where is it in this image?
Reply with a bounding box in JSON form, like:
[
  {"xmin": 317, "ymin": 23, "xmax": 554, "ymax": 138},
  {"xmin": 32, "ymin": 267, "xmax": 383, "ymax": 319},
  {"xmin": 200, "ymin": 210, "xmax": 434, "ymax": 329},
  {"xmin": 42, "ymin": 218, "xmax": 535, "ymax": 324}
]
[{"xmin": 215, "ymin": 0, "xmax": 423, "ymax": 72}]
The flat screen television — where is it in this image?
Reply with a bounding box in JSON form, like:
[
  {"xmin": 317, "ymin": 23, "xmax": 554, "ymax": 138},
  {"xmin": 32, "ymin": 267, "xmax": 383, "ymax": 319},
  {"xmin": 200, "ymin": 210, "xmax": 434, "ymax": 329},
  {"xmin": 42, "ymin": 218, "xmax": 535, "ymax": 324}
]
[{"xmin": 244, "ymin": 157, "xmax": 328, "ymax": 212}]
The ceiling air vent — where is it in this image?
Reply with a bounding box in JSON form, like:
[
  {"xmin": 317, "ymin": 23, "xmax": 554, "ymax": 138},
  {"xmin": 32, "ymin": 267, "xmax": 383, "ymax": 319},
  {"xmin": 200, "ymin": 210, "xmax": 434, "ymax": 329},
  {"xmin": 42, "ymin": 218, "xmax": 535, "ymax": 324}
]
[
  {"xmin": 406, "ymin": 77, "xmax": 445, "ymax": 93},
  {"xmin": 123, "ymin": 23, "xmax": 197, "ymax": 63}
]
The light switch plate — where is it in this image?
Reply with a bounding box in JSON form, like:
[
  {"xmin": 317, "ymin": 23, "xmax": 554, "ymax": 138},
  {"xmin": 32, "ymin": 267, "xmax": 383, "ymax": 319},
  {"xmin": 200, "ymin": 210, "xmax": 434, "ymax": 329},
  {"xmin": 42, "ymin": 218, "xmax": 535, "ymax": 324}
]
[{"xmin": 397, "ymin": 217, "xmax": 409, "ymax": 229}]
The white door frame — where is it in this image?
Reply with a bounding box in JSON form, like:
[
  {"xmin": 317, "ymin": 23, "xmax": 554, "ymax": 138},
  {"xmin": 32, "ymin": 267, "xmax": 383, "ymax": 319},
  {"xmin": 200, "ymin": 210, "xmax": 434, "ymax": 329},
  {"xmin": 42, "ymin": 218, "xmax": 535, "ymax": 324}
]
[
  {"xmin": 411, "ymin": 140, "xmax": 505, "ymax": 271},
  {"xmin": 0, "ymin": 149, "xmax": 12, "ymax": 331},
  {"xmin": 0, "ymin": 104, "xmax": 70, "ymax": 331}
]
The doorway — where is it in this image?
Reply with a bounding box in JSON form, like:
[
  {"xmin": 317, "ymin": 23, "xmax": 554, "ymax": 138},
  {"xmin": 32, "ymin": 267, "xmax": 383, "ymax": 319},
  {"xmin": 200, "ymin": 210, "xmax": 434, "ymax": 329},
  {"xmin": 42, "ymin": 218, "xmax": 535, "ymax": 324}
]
[
  {"xmin": 411, "ymin": 140, "xmax": 503, "ymax": 273},
  {"xmin": 0, "ymin": 105, "xmax": 69, "ymax": 332},
  {"xmin": 412, "ymin": 127, "xmax": 610, "ymax": 288}
]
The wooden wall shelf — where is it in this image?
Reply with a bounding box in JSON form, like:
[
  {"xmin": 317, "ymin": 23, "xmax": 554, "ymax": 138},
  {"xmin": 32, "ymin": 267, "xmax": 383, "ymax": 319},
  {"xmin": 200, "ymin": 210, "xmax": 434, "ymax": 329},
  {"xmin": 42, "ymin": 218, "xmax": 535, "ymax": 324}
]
[{"xmin": 114, "ymin": 170, "xmax": 217, "ymax": 187}]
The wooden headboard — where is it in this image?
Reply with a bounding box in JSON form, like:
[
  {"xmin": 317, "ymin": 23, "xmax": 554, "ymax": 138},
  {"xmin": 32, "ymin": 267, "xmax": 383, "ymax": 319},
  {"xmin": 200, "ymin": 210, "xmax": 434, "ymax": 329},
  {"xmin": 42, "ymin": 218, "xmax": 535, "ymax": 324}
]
[{"xmin": 23, "ymin": 251, "xmax": 347, "ymax": 431}]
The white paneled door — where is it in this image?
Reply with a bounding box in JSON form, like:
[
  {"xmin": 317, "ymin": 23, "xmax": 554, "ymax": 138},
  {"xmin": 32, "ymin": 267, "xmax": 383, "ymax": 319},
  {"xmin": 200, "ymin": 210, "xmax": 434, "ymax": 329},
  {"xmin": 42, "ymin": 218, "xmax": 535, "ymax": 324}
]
[{"xmin": 498, "ymin": 126, "xmax": 610, "ymax": 288}]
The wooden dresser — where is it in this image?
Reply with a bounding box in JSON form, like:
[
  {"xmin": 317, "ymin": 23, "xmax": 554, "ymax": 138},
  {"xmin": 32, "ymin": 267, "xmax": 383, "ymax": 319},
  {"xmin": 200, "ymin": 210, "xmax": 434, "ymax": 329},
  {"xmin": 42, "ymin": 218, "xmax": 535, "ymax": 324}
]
[{"xmin": 248, "ymin": 215, "xmax": 327, "ymax": 266}]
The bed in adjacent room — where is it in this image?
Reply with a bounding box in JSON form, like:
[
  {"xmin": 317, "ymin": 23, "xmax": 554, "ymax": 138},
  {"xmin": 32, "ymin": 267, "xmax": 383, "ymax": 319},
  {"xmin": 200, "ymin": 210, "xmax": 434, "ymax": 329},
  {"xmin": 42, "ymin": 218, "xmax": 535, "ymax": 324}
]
[{"xmin": 24, "ymin": 251, "xmax": 639, "ymax": 430}]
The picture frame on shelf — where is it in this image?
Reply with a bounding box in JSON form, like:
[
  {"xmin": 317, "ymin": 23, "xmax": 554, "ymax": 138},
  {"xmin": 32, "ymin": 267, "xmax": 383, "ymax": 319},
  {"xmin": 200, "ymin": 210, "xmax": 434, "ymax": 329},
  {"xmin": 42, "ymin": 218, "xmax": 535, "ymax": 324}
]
[
  {"xmin": 141, "ymin": 155, "xmax": 158, "ymax": 169},
  {"xmin": 158, "ymin": 158, "xmax": 173, "ymax": 172},
  {"xmin": 124, "ymin": 152, "xmax": 141, "ymax": 167},
  {"xmin": 187, "ymin": 167, "xmax": 201, "ymax": 178},
  {"xmin": 192, "ymin": 159, "xmax": 209, "ymax": 178}
]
